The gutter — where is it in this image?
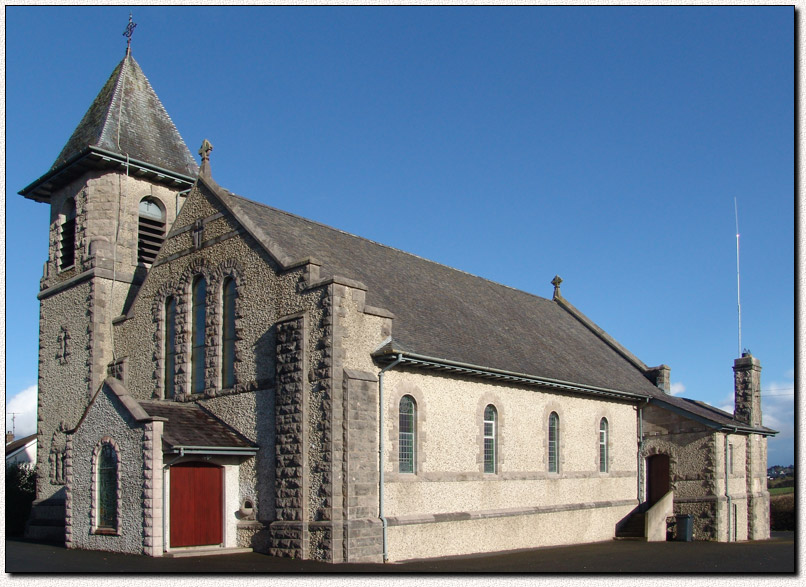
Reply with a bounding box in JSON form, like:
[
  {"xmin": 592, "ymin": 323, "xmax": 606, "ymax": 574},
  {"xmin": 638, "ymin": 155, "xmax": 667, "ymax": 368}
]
[
  {"xmin": 376, "ymin": 351, "xmax": 649, "ymax": 402},
  {"xmin": 164, "ymin": 445, "xmax": 258, "ymax": 456},
  {"xmin": 378, "ymin": 353, "xmax": 404, "ymax": 563}
]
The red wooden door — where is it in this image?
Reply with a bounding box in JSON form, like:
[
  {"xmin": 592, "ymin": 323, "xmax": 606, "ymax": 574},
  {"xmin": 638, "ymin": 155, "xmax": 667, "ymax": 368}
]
[
  {"xmin": 170, "ymin": 462, "xmax": 223, "ymax": 548},
  {"xmin": 647, "ymin": 454, "xmax": 670, "ymax": 506}
]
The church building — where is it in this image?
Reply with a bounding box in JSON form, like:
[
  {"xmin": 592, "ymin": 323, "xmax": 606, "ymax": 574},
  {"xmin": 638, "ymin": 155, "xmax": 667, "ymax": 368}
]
[{"xmin": 20, "ymin": 41, "xmax": 774, "ymax": 562}]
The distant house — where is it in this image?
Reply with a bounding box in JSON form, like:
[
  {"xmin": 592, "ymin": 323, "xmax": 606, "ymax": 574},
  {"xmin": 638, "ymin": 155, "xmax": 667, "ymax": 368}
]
[{"xmin": 6, "ymin": 434, "xmax": 37, "ymax": 468}]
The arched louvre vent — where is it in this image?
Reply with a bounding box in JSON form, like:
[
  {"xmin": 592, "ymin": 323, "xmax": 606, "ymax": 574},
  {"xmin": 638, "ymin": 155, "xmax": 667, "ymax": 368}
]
[{"xmin": 138, "ymin": 198, "xmax": 165, "ymax": 264}]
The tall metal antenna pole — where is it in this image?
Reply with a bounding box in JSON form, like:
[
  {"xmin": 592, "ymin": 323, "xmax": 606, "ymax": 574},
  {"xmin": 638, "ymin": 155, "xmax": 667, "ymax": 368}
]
[
  {"xmin": 8, "ymin": 412, "xmax": 19, "ymax": 436},
  {"xmin": 734, "ymin": 198, "xmax": 742, "ymax": 358}
]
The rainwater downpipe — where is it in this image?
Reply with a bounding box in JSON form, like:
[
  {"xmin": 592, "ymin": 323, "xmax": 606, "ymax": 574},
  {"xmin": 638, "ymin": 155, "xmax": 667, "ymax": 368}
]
[
  {"xmin": 378, "ymin": 354, "xmax": 404, "ymax": 563},
  {"xmin": 162, "ymin": 448, "xmax": 185, "ymax": 553}
]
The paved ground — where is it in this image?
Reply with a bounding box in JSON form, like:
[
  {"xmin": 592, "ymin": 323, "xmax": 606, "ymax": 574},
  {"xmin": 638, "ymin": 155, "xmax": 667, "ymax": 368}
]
[{"xmin": 4, "ymin": 532, "xmax": 796, "ymax": 573}]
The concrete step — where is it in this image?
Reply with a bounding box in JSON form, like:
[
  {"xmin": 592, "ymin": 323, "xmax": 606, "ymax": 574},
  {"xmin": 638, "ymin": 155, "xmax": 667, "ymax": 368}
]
[{"xmin": 163, "ymin": 547, "xmax": 253, "ymax": 558}]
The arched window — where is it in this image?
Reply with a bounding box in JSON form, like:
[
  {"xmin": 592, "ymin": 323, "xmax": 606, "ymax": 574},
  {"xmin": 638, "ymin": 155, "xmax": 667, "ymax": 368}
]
[
  {"xmin": 599, "ymin": 418, "xmax": 609, "ymax": 473},
  {"xmin": 96, "ymin": 442, "xmax": 118, "ymax": 530},
  {"xmin": 221, "ymin": 277, "xmax": 236, "ymax": 389},
  {"xmin": 138, "ymin": 197, "xmax": 166, "ymax": 264},
  {"xmin": 548, "ymin": 412, "xmax": 559, "ymax": 473},
  {"xmin": 191, "ymin": 276, "xmax": 207, "ymax": 394},
  {"xmin": 399, "ymin": 395, "xmax": 416, "ymax": 473},
  {"xmin": 484, "ymin": 404, "xmax": 497, "ymax": 474},
  {"xmin": 164, "ymin": 296, "xmax": 176, "ymax": 399},
  {"xmin": 60, "ymin": 198, "xmax": 76, "ymax": 270}
]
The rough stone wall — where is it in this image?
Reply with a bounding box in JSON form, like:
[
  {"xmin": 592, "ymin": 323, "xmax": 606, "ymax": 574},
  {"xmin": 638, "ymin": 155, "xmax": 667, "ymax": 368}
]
[
  {"xmin": 641, "ymin": 404, "xmax": 718, "ymax": 539},
  {"xmin": 66, "ymin": 387, "xmax": 146, "ymax": 554},
  {"xmin": 745, "ymin": 433, "xmax": 770, "ymax": 540}
]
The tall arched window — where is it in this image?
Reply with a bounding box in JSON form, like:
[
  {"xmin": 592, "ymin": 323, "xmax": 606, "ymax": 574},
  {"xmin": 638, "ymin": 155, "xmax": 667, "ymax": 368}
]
[
  {"xmin": 221, "ymin": 277, "xmax": 236, "ymax": 389},
  {"xmin": 599, "ymin": 418, "xmax": 609, "ymax": 473},
  {"xmin": 138, "ymin": 197, "xmax": 166, "ymax": 264},
  {"xmin": 97, "ymin": 442, "xmax": 118, "ymax": 530},
  {"xmin": 548, "ymin": 412, "xmax": 559, "ymax": 473},
  {"xmin": 399, "ymin": 395, "xmax": 416, "ymax": 473},
  {"xmin": 60, "ymin": 198, "xmax": 76, "ymax": 270},
  {"xmin": 164, "ymin": 296, "xmax": 176, "ymax": 399},
  {"xmin": 484, "ymin": 404, "xmax": 497, "ymax": 474},
  {"xmin": 191, "ymin": 276, "xmax": 207, "ymax": 394}
]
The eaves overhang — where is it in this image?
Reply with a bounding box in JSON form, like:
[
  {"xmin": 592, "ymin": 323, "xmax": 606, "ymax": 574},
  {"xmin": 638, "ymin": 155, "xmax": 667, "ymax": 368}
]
[
  {"xmin": 19, "ymin": 146, "xmax": 196, "ymax": 203},
  {"xmin": 648, "ymin": 397, "xmax": 778, "ymax": 437},
  {"xmin": 374, "ymin": 350, "xmax": 650, "ymax": 403}
]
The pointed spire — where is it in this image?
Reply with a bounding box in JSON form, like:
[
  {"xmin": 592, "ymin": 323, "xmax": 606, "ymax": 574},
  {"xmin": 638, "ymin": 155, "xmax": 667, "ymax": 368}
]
[{"xmin": 47, "ymin": 54, "xmax": 198, "ymax": 177}]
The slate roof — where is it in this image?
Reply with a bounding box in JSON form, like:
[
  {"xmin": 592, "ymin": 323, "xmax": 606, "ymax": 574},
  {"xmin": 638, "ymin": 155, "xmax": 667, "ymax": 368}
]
[
  {"xmin": 219, "ymin": 189, "xmax": 663, "ymax": 398},
  {"xmin": 199, "ymin": 183, "xmax": 773, "ymax": 435},
  {"xmin": 139, "ymin": 400, "xmax": 256, "ymax": 451},
  {"xmin": 51, "ymin": 54, "xmax": 198, "ymax": 177}
]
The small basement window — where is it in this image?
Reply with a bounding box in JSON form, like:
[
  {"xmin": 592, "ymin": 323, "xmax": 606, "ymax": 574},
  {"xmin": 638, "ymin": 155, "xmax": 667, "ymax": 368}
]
[{"xmin": 138, "ymin": 197, "xmax": 166, "ymax": 264}]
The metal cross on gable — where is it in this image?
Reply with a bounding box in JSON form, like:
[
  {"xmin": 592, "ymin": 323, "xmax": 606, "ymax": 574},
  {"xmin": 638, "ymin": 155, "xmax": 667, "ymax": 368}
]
[{"xmin": 123, "ymin": 13, "xmax": 137, "ymax": 53}]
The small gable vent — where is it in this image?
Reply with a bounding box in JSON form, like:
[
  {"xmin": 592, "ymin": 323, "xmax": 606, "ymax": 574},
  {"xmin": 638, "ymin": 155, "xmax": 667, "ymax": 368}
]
[{"xmin": 138, "ymin": 197, "xmax": 165, "ymax": 264}]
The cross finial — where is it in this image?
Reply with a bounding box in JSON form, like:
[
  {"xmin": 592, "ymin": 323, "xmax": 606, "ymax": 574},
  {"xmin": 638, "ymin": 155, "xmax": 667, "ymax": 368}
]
[
  {"xmin": 551, "ymin": 275, "xmax": 563, "ymax": 300},
  {"xmin": 123, "ymin": 13, "xmax": 137, "ymax": 55},
  {"xmin": 198, "ymin": 139, "xmax": 214, "ymax": 179},
  {"xmin": 199, "ymin": 139, "xmax": 214, "ymax": 161}
]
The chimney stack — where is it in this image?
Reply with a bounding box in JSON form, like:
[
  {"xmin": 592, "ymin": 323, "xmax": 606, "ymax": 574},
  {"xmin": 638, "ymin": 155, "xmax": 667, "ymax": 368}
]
[
  {"xmin": 734, "ymin": 352, "xmax": 762, "ymax": 427},
  {"xmin": 6, "ymin": 431, "xmax": 14, "ymax": 444}
]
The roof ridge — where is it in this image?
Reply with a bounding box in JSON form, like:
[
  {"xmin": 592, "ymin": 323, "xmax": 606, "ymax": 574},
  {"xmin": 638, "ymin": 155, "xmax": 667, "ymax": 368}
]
[
  {"xmin": 96, "ymin": 55, "xmax": 129, "ymax": 153},
  {"xmin": 225, "ymin": 191, "xmax": 556, "ymax": 305}
]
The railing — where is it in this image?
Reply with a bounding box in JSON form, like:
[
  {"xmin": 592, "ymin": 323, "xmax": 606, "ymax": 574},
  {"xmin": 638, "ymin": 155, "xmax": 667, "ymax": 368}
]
[{"xmin": 645, "ymin": 491, "xmax": 674, "ymax": 542}]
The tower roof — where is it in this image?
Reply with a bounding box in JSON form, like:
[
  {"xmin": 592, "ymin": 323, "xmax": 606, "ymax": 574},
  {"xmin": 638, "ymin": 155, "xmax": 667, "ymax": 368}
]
[{"xmin": 20, "ymin": 54, "xmax": 198, "ymax": 202}]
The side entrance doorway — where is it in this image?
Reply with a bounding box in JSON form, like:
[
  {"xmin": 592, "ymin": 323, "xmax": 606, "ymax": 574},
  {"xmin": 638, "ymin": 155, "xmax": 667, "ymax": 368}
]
[
  {"xmin": 169, "ymin": 462, "xmax": 224, "ymax": 548},
  {"xmin": 646, "ymin": 454, "xmax": 670, "ymax": 506}
]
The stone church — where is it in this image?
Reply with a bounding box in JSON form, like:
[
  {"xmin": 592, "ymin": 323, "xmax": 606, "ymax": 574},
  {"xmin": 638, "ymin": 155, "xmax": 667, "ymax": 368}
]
[{"xmin": 20, "ymin": 45, "xmax": 775, "ymax": 562}]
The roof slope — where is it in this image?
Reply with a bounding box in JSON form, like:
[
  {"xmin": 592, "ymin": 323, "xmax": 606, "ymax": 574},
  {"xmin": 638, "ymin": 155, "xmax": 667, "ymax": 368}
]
[
  {"xmin": 222, "ymin": 190, "xmax": 663, "ymax": 398},
  {"xmin": 140, "ymin": 401, "xmax": 256, "ymax": 450},
  {"xmin": 50, "ymin": 54, "xmax": 198, "ymax": 178}
]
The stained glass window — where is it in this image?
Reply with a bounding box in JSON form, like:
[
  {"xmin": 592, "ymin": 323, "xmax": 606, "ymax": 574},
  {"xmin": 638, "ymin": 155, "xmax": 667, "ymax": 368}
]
[
  {"xmin": 484, "ymin": 405, "xmax": 497, "ymax": 474},
  {"xmin": 549, "ymin": 412, "xmax": 559, "ymax": 473},
  {"xmin": 222, "ymin": 277, "xmax": 236, "ymax": 389},
  {"xmin": 599, "ymin": 418, "xmax": 608, "ymax": 473},
  {"xmin": 399, "ymin": 396, "xmax": 416, "ymax": 473},
  {"xmin": 97, "ymin": 443, "xmax": 118, "ymax": 529},
  {"xmin": 192, "ymin": 277, "xmax": 206, "ymax": 394}
]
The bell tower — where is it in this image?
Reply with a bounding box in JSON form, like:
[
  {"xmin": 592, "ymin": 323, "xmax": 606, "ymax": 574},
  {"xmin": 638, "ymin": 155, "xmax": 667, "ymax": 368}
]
[{"xmin": 19, "ymin": 24, "xmax": 198, "ymax": 540}]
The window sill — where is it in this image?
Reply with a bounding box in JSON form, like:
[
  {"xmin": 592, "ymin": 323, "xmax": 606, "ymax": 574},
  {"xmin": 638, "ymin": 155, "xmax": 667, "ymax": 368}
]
[{"xmin": 93, "ymin": 527, "xmax": 119, "ymax": 536}]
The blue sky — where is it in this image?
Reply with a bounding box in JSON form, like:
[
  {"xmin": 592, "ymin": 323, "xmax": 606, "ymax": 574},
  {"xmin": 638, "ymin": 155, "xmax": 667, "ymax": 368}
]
[{"xmin": 5, "ymin": 7, "xmax": 795, "ymax": 465}]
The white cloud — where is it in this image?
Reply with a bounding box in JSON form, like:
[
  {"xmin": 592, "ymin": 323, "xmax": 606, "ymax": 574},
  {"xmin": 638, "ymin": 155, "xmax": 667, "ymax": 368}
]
[
  {"xmin": 669, "ymin": 382, "xmax": 686, "ymax": 396},
  {"xmin": 6, "ymin": 385, "xmax": 37, "ymax": 439}
]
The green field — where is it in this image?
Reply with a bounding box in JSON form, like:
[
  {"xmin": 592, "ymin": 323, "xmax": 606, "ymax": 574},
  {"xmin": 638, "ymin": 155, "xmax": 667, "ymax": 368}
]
[{"xmin": 769, "ymin": 486, "xmax": 794, "ymax": 495}]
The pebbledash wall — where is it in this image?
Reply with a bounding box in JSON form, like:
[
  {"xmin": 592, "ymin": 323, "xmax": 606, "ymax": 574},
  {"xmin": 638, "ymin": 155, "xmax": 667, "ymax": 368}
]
[
  {"xmin": 378, "ymin": 370, "xmax": 639, "ymax": 560},
  {"xmin": 37, "ymin": 171, "xmax": 183, "ymax": 504},
  {"xmin": 65, "ymin": 383, "xmax": 148, "ymax": 554}
]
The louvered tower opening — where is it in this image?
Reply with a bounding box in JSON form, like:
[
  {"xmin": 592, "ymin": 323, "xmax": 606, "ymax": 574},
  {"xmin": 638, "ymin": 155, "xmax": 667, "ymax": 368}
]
[{"xmin": 138, "ymin": 197, "xmax": 165, "ymax": 264}]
